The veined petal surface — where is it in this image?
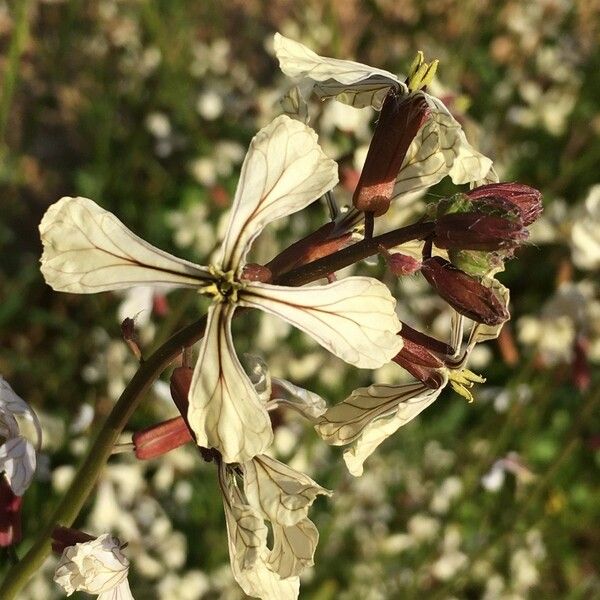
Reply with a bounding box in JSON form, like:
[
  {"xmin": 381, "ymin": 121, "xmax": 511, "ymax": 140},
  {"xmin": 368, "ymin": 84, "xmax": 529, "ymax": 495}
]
[
  {"xmin": 341, "ymin": 383, "xmax": 445, "ymax": 476},
  {"xmin": 274, "ymin": 33, "xmax": 404, "ymax": 109},
  {"xmin": 239, "ymin": 278, "xmax": 403, "ymax": 369},
  {"xmin": 392, "ymin": 100, "xmax": 494, "ymax": 201},
  {"xmin": 0, "ymin": 436, "xmax": 36, "ymax": 496},
  {"xmin": 221, "ymin": 474, "xmax": 300, "ymax": 600},
  {"xmin": 40, "ymin": 197, "xmax": 211, "ymax": 293},
  {"xmin": 217, "ymin": 115, "xmax": 337, "ymax": 273},
  {"xmin": 243, "ymin": 454, "xmax": 331, "ymax": 526},
  {"xmin": 187, "ymin": 303, "xmax": 273, "ymax": 464},
  {"xmin": 267, "ymin": 520, "xmax": 319, "ymax": 579},
  {"xmin": 0, "ymin": 377, "xmax": 42, "ymax": 449},
  {"xmin": 315, "ymin": 381, "xmax": 428, "ymax": 446}
]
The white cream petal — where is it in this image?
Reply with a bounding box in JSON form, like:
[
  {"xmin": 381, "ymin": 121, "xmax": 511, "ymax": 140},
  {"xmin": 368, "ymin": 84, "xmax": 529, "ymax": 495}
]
[
  {"xmin": 232, "ymin": 559, "xmax": 299, "ymax": 600},
  {"xmin": 54, "ymin": 534, "xmax": 129, "ymax": 596},
  {"xmin": 0, "ymin": 408, "xmax": 19, "ymax": 440},
  {"xmin": 98, "ymin": 580, "xmax": 135, "ymax": 600},
  {"xmin": 241, "ymin": 354, "xmax": 273, "ymax": 404},
  {"xmin": 270, "ymin": 377, "xmax": 328, "ymax": 421},
  {"xmin": 392, "ymin": 100, "xmax": 494, "ymax": 202},
  {"xmin": 187, "ymin": 303, "xmax": 273, "ymax": 464},
  {"xmin": 315, "ymin": 381, "xmax": 428, "ymax": 446},
  {"xmin": 243, "ymin": 454, "xmax": 331, "ymax": 526},
  {"xmin": 224, "ymin": 496, "xmax": 269, "ymax": 571},
  {"xmin": 0, "ymin": 377, "xmax": 42, "ymax": 448},
  {"xmin": 217, "ymin": 115, "xmax": 337, "ymax": 273},
  {"xmin": 342, "ymin": 384, "xmax": 444, "ymax": 476},
  {"xmin": 274, "ymin": 33, "xmax": 403, "ymax": 109},
  {"xmin": 221, "ymin": 474, "xmax": 299, "ymax": 600},
  {"xmin": 239, "ymin": 279, "xmax": 403, "ymax": 369},
  {"xmin": 0, "ymin": 436, "xmax": 36, "ymax": 496},
  {"xmin": 242, "ymin": 355, "xmax": 327, "ymax": 421},
  {"xmin": 40, "ymin": 197, "xmax": 212, "ymax": 293},
  {"xmin": 267, "ymin": 520, "xmax": 319, "ymax": 579}
]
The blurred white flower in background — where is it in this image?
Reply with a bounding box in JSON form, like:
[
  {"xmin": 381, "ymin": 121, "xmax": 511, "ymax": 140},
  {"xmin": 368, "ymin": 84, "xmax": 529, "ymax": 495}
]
[
  {"xmin": 571, "ymin": 184, "xmax": 600, "ymax": 270},
  {"xmin": 0, "ymin": 377, "xmax": 41, "ymax": 497},
  {"xmin": 54, "ymin": 533, "xmax": 133, "ymax": 599}
]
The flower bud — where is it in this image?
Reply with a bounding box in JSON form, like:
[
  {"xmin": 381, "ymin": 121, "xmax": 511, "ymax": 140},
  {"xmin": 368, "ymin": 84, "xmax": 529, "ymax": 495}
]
[
  {"xmin": 353, "ymin": 89, "xmax": 430, "ymax": 216},
  {"xmin": 435, "ymin": 212, "xmax": 529, "ymax": 251},
  {"xmin": 420, "ymin": 257, "xmax": 509, "ymax": 325},
  {"xmin": 133, "ymin": 416, "xmax": 193, "ymax": 460},
  {"xmin": 466, "ymin": 182, "xmax": 542, "ymax": 226},
  {"xmin": 241, "ymin": 263, "xmax": 272, "ymax": 283},
  {"xmin": 380, "ymin": 247, "xmax": 422, "ymax": 276}
]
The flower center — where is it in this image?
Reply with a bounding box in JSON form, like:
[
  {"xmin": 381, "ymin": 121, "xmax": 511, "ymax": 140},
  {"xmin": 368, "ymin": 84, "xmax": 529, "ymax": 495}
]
[{"xmin": 201, "ymin": 266, "xmax": 244, "ymax": 303}]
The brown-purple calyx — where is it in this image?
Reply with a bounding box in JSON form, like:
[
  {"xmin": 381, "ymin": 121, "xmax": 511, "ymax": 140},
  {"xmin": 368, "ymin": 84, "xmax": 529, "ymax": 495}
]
[
  {"xmin": 466, "ymin": 183, "xmax": 543, "ymax": 226},
  {"xmin": 393, "ymin": 338, "xmax": 447, "ymax": 388},
  {"xmin": 434, "ymin": 212, "xmax": 529, "ymax": 251},
  {"xmin": 353, "ymin": 89, "xmax": 430, "ymax": 216},
  {"xmin": 393, "ymin": 322, "xmax": 455, "ymax": 388},
  {"xmin": 420, "ymin": 257, "xmax": 509, "ymax": 326}
]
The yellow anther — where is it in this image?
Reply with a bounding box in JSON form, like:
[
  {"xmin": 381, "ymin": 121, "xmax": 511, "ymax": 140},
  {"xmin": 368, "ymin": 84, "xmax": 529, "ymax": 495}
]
[
  {"xmin": 447, "ymin": 368, "xmax": 486, "ymax": 403},
  {"xmin": 408, "ymin": 51, "xmax": 424, "ymax": 78},
  {"xmin": 200, "ymin": 266, "xmax": 244, "ymax": 303},
  {"xmin": 407, "ymin": 51, "xmax": 439, "ymax": 92}
]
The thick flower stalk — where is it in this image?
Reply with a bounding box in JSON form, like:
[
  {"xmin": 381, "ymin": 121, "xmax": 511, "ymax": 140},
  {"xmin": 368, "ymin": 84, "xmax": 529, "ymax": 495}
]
[{"xmin": 39, "ymin": 115, "xmax": 403, "ymax": 464}]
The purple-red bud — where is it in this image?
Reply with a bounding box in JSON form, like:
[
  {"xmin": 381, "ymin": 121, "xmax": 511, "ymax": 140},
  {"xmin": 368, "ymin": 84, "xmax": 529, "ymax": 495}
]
[
  {"xmin": 0, "ymin": 478, "xmax": 22, "ymax": 547},
  {"xmin": 420, "ymin": 257, "xmax": 509, "ymax": 326},
  {"xmin": 133, "ymin": 416, "xmax": 193, "ymax": 460},
  {"xmin": 380, "ymin": 247, "xmax": 422, "ymax": 276},
  {"xmin": 467, "ymin": 183, "xmax": 543, "ymax": 226},
  {"xmin": 241, "ymin": 263, "xmax": 272, "ymax": 283},
  {"xmin": 434, "ymin": 212, "xmax": 529, "ymax": 251},
  {"xmin": 353, "ymin": 89, "xmax": 430, "ymax": 216}
]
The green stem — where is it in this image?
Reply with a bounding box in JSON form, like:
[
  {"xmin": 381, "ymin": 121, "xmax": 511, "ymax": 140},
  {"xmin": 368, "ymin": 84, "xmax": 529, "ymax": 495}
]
[
  {"xmin": 0, "ymin": 1, "xmax": 30, "ymax": 151},
  {"xmin": 0, "ymin": 315, "xmax": 207, "ymax": 599}
]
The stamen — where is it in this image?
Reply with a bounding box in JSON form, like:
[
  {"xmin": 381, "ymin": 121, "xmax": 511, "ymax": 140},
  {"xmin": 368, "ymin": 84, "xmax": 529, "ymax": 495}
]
[
  {"xmin": 447, "ymin": 368, "xmax": 486, "ymax": 403},
  {"xmin": 407, "ymin": 51, "xmax": 439, "ymax": 91},
  {"xmin": 200, "ymin": 266, "xmax": 244, "ymax": 303}
]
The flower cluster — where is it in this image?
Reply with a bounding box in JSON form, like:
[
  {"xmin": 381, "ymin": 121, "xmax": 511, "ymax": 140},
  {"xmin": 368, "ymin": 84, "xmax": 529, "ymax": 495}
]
[{"xmin": 31, "ymin": 32, "xmax": 543, "ymax": 600}]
